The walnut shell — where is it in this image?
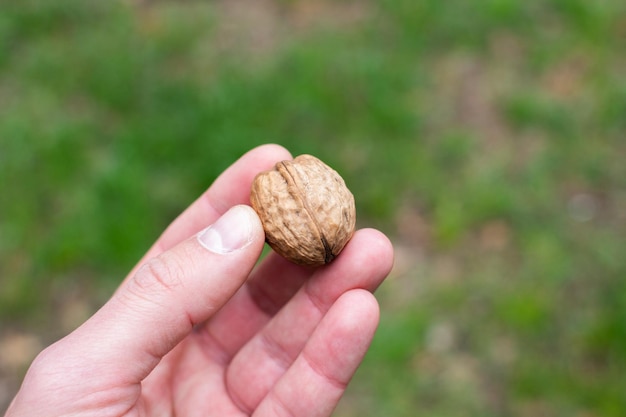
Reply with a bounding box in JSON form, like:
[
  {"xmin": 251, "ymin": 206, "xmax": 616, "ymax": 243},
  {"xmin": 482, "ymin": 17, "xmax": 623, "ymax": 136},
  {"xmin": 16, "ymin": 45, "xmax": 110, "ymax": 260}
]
[{"xmin": 250, "ymin": 154, "xmax": 356, "ymax": 266}]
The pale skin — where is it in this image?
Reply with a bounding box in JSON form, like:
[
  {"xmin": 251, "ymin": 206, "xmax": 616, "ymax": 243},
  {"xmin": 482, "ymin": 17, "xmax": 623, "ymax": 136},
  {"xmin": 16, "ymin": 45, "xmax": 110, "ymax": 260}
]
[{"xmin": 5, "ymin": 144, "xmax": 394, "ymax": 417}]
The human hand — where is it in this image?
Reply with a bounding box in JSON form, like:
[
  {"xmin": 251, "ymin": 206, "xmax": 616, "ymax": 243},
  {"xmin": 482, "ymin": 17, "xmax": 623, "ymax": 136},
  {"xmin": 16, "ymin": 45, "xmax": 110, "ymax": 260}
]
[{"xmin": 5, "ymin": 144, "xmax": 394, "ymax": 417}]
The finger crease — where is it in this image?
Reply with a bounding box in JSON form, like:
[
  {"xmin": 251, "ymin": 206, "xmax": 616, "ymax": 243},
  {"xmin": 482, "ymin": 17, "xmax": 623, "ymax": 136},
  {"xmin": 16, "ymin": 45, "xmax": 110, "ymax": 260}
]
[
  {"xmin": 247, "ymin": 282, "xmax": 283, "ymax": 317},
  {"xmin": 260, "ymin": 332, "xmax": 297, "ymax": 372},
  {"xmin": 194, "ymin": 327, "xmax": 232, "ymax": 366},
  {"xmin": 302, "ymin": 349, "xmax": 349, "ymax": 391},
  {"xmin": 268, "ymin": 391, "xmax": 299, "ymax": 417},
  {"xmin": 202, "ymin": 190, "xmax": 228, "ymax": 220},
  {"xmin": 303, "ymin": 282, "xmax": 328, "ymax": 318}
]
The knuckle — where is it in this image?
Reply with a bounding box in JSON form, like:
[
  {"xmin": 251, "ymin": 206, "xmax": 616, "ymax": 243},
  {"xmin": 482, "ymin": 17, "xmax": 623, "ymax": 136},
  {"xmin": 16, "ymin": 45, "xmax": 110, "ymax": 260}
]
[
  {"xmin": 131, "ymin": 252, "xmax": 187, "ymax": 297},
  {"xmin": 21, "ymin": 341, "xmax": 70, "ymax": 392}
]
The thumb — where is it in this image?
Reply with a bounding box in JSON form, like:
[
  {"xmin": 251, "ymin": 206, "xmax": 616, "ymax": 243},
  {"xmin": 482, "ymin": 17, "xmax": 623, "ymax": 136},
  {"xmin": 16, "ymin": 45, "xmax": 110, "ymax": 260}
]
[{"xmin": 65, "ymin": 205, "xmax": 265, "ymax": 382}]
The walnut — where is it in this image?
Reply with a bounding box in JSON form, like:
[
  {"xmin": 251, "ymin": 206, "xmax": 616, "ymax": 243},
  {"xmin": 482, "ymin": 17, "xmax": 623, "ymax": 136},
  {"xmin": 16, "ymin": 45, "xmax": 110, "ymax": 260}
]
[{"xmin": 250, "ymin": 154, "xmax": 356, "ymax": 266}]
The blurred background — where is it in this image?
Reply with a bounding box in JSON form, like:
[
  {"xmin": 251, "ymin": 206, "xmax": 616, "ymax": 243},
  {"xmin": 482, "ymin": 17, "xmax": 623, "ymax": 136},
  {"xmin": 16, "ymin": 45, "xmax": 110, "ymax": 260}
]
[{"xmin": 1, "ymin": 0, "xmax": 625, "ymax": 414}]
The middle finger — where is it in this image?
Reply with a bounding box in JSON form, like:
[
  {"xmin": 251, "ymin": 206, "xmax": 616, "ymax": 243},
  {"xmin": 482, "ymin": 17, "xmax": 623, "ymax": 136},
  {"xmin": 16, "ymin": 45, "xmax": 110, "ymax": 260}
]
[{"xmin": 224, "ymin": 228, "xmax": 393, "ymax": 411}]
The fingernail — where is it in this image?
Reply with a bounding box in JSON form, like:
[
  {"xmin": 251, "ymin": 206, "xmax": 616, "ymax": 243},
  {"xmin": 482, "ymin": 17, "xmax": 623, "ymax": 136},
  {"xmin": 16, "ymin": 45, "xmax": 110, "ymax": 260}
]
[{"xmin": 197, "ymin": 205, "xmax": 256, "ymax": 254}]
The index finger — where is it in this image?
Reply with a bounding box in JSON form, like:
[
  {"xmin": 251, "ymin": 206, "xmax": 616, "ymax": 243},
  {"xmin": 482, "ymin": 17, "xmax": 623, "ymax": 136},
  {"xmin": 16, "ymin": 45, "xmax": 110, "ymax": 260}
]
[{"xmin": 127, "ymin": 144, "xmax": 292, "ymax": 278}]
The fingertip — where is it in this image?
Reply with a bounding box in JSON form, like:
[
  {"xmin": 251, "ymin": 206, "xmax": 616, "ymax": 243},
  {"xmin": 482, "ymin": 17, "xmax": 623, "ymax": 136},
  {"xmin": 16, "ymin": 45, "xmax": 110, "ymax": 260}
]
[
  {"xmin": 356, "ymin": 228, "xmax": 395, "ymax": 273},
  {"xmin": 205, "ymin": 144, "xmax": 293, "ymax": 215},
  {"xmin": 340, "ymin": 228, "xmax": 395, "ymax": 278},
  {"xmin": 238, "ymin": 204, "xmax": 266, "ymax": 253},
  {"xmin": 318, "ymin": 290, "xmax": 380, "ymax": 383},
  {"xmin": 335, "ymin": 289, "xmax": 381, "ymax": 333},
  {"xmin": 294, "ymin": 289, "xmax": 380, "ymax": 401},
  {"xmin": 196, "ymin": 204, "xmax": 265, "ymax": 254},
  {"xmin": 249, "ymin": 143, "xmax": 293, "ymax": 164},
  {"xmin": 240, "ymin": 203, "xmax": 264, "ymax": 233}
]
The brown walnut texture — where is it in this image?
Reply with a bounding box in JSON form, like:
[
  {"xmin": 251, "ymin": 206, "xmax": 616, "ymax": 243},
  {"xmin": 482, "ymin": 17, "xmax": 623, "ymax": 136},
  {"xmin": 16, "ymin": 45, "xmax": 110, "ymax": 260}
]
[{"xmin": 250, "ymin": 154, "xmax": 356, "ymax": 266}]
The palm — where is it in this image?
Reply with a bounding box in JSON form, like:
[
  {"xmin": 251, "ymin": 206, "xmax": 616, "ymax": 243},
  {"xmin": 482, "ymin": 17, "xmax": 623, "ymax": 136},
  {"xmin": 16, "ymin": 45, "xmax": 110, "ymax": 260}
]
[{"xmin": 137, "ymin": 239, "xmax": 386, "ymax": 416}]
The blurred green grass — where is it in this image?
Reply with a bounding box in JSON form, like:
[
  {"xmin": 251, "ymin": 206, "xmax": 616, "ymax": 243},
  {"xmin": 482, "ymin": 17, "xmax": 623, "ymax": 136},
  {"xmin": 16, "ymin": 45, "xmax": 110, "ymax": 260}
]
[{"xmin": 1, "ymin": 0, "xmax": 626, "ymax": 415}]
